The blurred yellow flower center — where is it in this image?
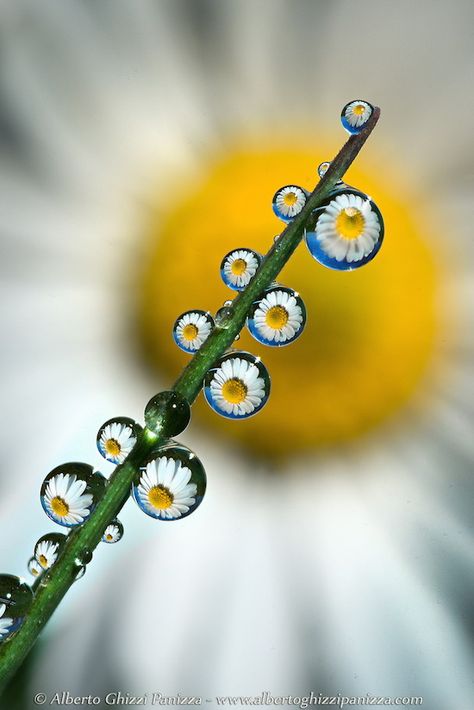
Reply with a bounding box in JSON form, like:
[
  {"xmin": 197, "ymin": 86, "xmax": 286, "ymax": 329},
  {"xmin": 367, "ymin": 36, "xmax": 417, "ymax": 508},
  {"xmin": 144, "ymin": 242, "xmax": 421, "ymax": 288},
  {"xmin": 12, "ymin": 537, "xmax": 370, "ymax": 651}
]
[
  {"xmin": 105, "ymin": 438, "xmax": 121, "ymax": 457},
  {"xmin": 266, "ymin": 305, "xmax": 289, "ymax": 329},
  {"xmin": 335, "ymin": 207, "xmax": 365, "ymax": 239},
  {"xmin": 39, "ymin": 555, "xmax": 48, "ymax": 568},
  {"xmin": 138, "ymin": 138, "xmax": 440, "ymax": 458},
  {"xmin": 222, "ymin": 378, "xmax": 247, "ymax": 404},
  {"xmin": 182, "ymin": 324, "xmax": 198, "ymax": 341},
  {"xmin": 283, "ymin": 191, "xmax": 298, "ymax": 206},
  {"xmin": 51, "ymin": 496, "xmax": 69, "ymax": 517},
  {"xmin": 353, "ymin": 104, "xmax": 366, "ymax": 115},
  {"xmin": 231, "ymin": 258, "xmax": 248, "ymax": 275},
  {"xmin": 148, "ymin": 485, "xmax": 173, "ymax": 510}
]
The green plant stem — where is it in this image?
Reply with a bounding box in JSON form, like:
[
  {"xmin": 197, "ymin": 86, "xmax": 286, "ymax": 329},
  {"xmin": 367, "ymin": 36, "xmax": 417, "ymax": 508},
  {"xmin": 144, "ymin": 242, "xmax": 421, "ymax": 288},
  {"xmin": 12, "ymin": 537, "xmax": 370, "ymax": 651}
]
[{"xmin": 0, "ymin": 107, "xmax": 380, "ymax": 690}]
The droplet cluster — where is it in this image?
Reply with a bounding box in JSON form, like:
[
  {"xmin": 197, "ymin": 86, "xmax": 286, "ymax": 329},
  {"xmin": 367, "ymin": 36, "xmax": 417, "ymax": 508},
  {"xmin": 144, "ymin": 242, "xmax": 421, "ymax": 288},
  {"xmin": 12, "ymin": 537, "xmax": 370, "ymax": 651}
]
[{"xmin": 0, "ymin": 102, "xmax": 383, "ymax": 641}]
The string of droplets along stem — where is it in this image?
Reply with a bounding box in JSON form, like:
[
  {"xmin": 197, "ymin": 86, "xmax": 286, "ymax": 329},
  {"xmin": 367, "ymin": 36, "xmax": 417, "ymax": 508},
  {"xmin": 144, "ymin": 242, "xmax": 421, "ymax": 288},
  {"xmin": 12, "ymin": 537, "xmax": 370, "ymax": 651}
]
[{"xmin": 0, "ymin": 100, "xmax": 382, "ymax": 688}]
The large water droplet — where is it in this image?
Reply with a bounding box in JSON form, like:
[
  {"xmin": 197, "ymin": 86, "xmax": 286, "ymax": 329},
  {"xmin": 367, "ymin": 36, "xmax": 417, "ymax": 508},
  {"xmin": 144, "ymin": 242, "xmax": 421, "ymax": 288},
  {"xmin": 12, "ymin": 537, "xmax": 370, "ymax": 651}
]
[
  {"xmin": 0, "ymin": 575, "xmax": 33, "ymax": 641},
  {"xmin": 340, "ymin": 99, "xmax": 374, "ymax": 134},
  {"xmin": 40, "ymin": 463, "xmax": 99, "ymax": 528},
  {"xmin": 97, "ymin": 417, "xmax": 141, "ymax": 465},
  {"xmin": 203, "ymin": 351, "xmax": 271, "ymax": 419},
  {"xmin": 305, "ymin": 188, "xmax": 384, "ymax": 270},
  {"xmin": 173, "ymin": 310, "xmax": 214, "ymax": 353},
  {"xmin": 132, "ymin": 444, "xmax": 206, "ymax": 521},
  {"xmin": 247, "ymin": 286, "xmax": 307, "ymax": 347},
  {"xmin": 220, "ymin": 248, "xmax": 262, "ymax": 291}
]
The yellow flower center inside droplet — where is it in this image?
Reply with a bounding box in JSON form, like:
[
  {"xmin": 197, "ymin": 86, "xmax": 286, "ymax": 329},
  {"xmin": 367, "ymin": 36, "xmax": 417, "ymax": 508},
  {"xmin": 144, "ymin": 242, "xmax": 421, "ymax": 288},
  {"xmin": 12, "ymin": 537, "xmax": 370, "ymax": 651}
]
[
  {"xmin": 283, "ymin": 191, "xmax": 298, "ymax": 206},
  {"xmin": 105, "ymin": 438, "xmax": 121, "ymax": 457},
  {"xmin": 39, "ymin": 555, "xmax": 48, "ymax": 568},
  {"xmin": 231, "ymin": 258, "xmax": 248, "ymax": 275},
  {"xmin": 106, "ymin": 534, "xmax": 113, "ymax": 541},
  {"xmin": 335, "ymin": 207, "xmax": 366, "ymax": 239},
  {"xmin": 353, "ymin": 104, "xmax": 366, "ymax": 116},
  {"xmin": 51, "ymin": 496, "xmax": 69, "ymax": 518},
  {"xmin": 182, "ymin": 323, "xmax": 199, "ymax": 341},
  {"xmin": 31, "ymin": 568, "xmax": 39, "ymax": 577},
  {"xmin": 148, "ymin": 485, "xmax": 174, "ymax": 510},
  {"xmin": 137, "ymin": 138, "xmax": 442, "ymax": 459},
  {"xmin": 222, "ymin": 378, "xmax": 248, "ymax": 404},
  {"xmin": 266, "ymin": 305, "xmax": 289, "ymax": 330}
]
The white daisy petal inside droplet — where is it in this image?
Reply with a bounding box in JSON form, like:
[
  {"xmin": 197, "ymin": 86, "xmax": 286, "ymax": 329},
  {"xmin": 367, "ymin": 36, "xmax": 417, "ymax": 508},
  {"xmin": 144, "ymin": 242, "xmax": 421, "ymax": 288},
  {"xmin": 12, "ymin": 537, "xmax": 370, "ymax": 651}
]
[
  {"xmin": 252, "ymin": 289, "xmax": 304, "ymax": 344},
  {"xmin": 222, "ymin": 249, "xmax": 260, "ymax": 289},
  {"xmin": 174, "ymin": 311, "xmax": 213, "ymax": 352},
  {"xmin": 43, "ymin": 473, "xmax": 94, "ymax": 526},
  {"xmin": 102, "ymin": 524, "xmax": 121, "ymax": 543},
  {"xmin": 316, "ymin": 193, "xmax": 382, "ymax": 264},
  {"xmin": 343, "ymin": 100, "xmax": 373, "ymax": 129},
  {"xmin": 136, "ymin": 457, "xmax": 198, "ymax": 520},
  {"xmin": 273, "ymin": 185, "xmax": 307, "ymax": 219},
  {"xmin": 0, "ymin": 604, "xmax": 13, "ymax": 639},
  {"xmin": 98, "ymin": 420, "xmax": 137, "ymax": 464},
  {"xmin": 35, "ymin": 539, "xmax": 60, "ymax": 569},
  {"xmin": 209, "ymin": 356, "xmax": 267, "ymax": 417}
]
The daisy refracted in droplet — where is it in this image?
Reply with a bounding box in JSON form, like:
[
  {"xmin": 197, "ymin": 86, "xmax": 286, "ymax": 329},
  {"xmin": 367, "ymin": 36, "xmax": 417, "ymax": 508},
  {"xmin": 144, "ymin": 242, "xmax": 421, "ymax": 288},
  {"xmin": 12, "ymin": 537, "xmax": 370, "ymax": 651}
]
[
  {"xmin": 341, "ymin": 99, "xmax": 374, "ymax": 134},
  {"xmin": 97, "ymin": 417, "xmax": 139, "ymax": 464},
  {"xmin": 173, "ymin": 310, "xmax": 214, "ymax": 353},
  {"xmin": 220, "ymin": 248, "xmax": 262, "ymax": 291},
  {"xmin": 132, "ymin": 446, "xmax": 206, "ymax": 520},
  {"xmin": 27, "ymin": 557, "xmax": 42, "ymax": 578},
  {"xmin": 272, "ymin": 185, "xmax": 307, "ymax": 223},
  {"xmin": 0, "ymin": 575, "xmax": 33, "ymax": 641},
  {"xmin": 35, "ymin": 539, "xmax": 59, "ymax": 570},
  {"xmin": 41, "ymin": 464, "xmax": 95, "ymax": 527},
  {"xmin": 204, "ymin": 351, "xmax": 270, "ymax": 419},
  {"xmin": 318, "ymin": 161, "xmax": 331, "ymax": 178},
  {"xmin": 305, "ymin": 189, "xmax": 384, "ymax": 270},
  {"xmin": 247, "ymin": 286, "xmax": 306, "ymax": 347},
  {"xmin": 0, "ymin": 604, "xmax": 13, "ymax": 640},
  {"xmin": 102, "ymin": 519, "xmax": 123, "ymax": 544}
]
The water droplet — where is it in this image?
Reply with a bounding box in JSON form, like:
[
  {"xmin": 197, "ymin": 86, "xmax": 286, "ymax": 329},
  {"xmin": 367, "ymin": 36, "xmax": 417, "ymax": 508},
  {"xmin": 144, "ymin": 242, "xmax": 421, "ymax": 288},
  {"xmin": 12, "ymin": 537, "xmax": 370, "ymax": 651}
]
[
  {"xmin": 340, "ymin": 99, "xmax": 374, "ymax": 135},
  {"xmin": 172, "ymin": 310, "xmax": 214, "ymax": 353},
  {"xmin": 0, "ymin": 575, "xmax": 33, "ymax": 641},
  {"xmin": 272, "ymin": 185, "xmax": 307, "ymax": 223},
  {"xmin": 77, "ymin": 549, "xmax": 93, "ymax": 565},
  {"xmin": 131, "ymin": 444, "xmax": 206, "ymax": 521},
  {"xmin": 144, "ymin": 390, "xmax": 191, "ymax": 438},
  {"xmin": 214, "ymin": 306, "xmax": 234, "ymax": 329},
  {"xmin": 318, "ymin": 161, "xmax": 331, "ymax": 178},
  {"xmin": 97, "ymin": 417, "xmax": 141, "ymax": 464},
  {"xmin": 102, "ymin": 519, "xmax": 124, "ymax": 544},
  {"xmin": 34, "ymin": 532, "xmax": 67, "ymax": 572},
  {"xmin": 27, "ymin": 558, "xmax": 42, "ymax": 578},
  {"xmin": 273, "ymin": 234, "xmax": 281, "ymax": 243},
  {"xmin": 234, "ymin": 333, "xmax": 240, "ymax": 341},
  {"xmin": 247, "ymin": 286, "xmax": 307, "ymax": 347},
  {"xmin": 203, "ymin": 351, "xmax": 271, "ymax": 420},
  {"xmin": 74, "ymin": 565, "xmax": 86, "ymax": 581},
  {"xmin": 40, "ymin": 463, "xmax": 99, "ymax": 528},
  {"xmin": 220, "ymin": 248, "xmax": 262, "ymax": 291},
  {"xmin": 305, "ymin": 188, "xmax": 384, "ymax": 270}
]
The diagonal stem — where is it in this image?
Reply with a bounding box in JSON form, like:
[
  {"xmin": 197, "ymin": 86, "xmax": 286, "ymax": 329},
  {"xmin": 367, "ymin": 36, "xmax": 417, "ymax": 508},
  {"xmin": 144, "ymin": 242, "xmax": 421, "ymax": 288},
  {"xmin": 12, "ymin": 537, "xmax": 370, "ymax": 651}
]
[{"xmin": 0, "ymin": 107, "xmax": 380, "ymax": 691}]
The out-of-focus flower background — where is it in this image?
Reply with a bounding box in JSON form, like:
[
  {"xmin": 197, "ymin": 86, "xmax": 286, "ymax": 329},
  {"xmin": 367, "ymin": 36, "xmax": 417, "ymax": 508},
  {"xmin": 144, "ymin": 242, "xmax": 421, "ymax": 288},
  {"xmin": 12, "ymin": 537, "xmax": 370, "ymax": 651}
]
[{"xmin": 0, "ymin": 1, "xmax": 473, "ymax": 708}]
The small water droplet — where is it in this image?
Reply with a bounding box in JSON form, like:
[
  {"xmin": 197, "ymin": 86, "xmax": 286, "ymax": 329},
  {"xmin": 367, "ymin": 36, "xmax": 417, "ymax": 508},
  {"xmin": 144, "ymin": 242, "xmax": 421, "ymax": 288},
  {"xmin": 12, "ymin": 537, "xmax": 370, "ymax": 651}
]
[
  {"xmin": 214, "ymin": 306, "xmax": 234, "ymax": 329},
  {"xmin": 102, "ymin": 519, "xmax": 124, "ymax": 544},
  {"xmin": 234, "ymin": 333, "xmax": 240, "ymax": 341},
  {"xmin": 34, "ymin": 533, "xmax": 67, "ymax": 573}
]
